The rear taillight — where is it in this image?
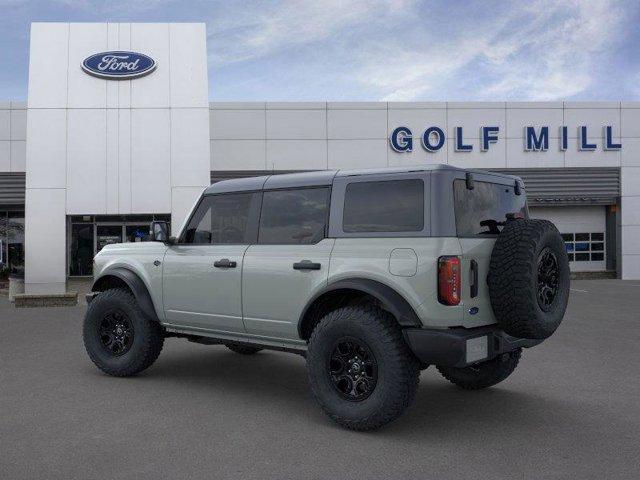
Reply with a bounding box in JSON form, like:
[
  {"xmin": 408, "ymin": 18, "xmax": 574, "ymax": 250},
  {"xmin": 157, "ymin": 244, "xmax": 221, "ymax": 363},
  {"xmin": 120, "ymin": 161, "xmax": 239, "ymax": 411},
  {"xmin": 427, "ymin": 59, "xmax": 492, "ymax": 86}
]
[{"xmin": 438, "ymin": 256, "xmax": 461, "ymax": 306}]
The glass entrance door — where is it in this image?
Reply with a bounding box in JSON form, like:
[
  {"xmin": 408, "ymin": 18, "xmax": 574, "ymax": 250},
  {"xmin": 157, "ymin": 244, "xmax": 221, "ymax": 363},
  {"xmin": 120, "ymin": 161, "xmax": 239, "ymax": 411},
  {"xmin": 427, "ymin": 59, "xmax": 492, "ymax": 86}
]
[
  {"xmin": 68, "ymin": 215, "xmax": 170, "ymax": 277},
  {"xmin": 96, "ymin": 225, "xmax": 123, "ymax": 253},
  {"xmin": 70, "ymin": 224, "xmax": 94, "ymax": 276}
]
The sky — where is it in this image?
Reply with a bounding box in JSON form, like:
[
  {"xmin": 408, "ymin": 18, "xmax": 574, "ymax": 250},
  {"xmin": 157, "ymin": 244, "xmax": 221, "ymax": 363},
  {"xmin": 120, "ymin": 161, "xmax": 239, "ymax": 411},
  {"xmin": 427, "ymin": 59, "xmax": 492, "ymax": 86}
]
[{"xmin": 0, "ymin": 0, "xmax": 639, "ymax": 102}]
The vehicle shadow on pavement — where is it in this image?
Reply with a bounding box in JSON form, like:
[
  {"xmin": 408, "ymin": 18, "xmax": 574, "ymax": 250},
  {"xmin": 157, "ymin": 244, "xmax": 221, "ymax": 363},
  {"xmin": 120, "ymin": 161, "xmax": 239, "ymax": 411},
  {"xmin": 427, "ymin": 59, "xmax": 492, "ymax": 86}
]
[
  {"xmin": 394, "ymin": 381, "xmax": 561, "ymax": 432},
  {"xmin": 83, "ymin": 344, "xmax": 603, "ymax": 438}
]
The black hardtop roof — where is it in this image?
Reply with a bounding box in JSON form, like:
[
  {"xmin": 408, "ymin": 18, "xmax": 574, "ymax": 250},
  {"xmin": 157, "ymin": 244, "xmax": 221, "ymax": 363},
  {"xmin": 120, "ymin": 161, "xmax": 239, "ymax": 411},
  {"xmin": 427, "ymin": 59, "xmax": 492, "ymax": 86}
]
[{"xmin": 203, "ymin": 164, "xmax": 521, "ymax": 194}]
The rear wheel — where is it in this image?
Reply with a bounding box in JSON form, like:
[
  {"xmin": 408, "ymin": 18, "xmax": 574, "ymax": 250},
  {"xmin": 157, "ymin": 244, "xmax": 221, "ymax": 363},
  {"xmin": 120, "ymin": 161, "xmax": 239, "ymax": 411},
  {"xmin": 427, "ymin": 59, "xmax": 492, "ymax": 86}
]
[
  {"xmin": 307, "ymin": 304, "xmax": 420, "ymax": 431},
  {"xmin": 437, "ymin": 348, "xmax": 522, "ymax": 390},
  {"xmin": 225, "ymin": 344, "xmax": 263, "ymax": 355},
  {"xmin": 83, "ymin": 288, "xmax": 164, "ymax": 377}
]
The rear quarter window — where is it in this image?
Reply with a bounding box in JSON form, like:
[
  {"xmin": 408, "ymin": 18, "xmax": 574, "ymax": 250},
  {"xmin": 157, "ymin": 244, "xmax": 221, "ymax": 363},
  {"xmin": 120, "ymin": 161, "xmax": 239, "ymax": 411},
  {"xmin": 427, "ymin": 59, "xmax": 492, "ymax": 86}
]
[
  {"xmin": 343, "ymin": 179, "xmax": 424, "ymax": 233},
  {"xmin": 453, "ymin": 179, "xmax": 528, "ymax": 236}
]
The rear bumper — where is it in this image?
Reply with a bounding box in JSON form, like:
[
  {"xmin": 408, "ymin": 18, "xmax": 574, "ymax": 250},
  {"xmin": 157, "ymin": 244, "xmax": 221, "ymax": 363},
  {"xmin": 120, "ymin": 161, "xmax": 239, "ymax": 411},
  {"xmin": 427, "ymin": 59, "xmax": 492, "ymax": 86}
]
[{"xmin": 403, "ymin": 325, "xmax": 542, "ymax": 368}]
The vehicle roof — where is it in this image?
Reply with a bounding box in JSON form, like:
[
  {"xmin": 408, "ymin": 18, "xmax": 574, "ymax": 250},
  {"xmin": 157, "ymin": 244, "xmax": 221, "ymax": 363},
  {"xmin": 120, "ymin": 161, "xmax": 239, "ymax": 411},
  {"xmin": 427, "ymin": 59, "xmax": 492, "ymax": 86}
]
[{"xmin": 203, "ymin": 164, "xmax": 521, "ymax": 195}]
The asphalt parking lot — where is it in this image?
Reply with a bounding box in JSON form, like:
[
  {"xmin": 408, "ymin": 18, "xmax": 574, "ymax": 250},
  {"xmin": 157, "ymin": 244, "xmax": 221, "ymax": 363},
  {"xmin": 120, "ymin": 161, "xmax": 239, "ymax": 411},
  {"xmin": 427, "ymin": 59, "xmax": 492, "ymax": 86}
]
[{"xmin": 1, "ymin": 280, "xmax": 639, "ymax": 480}]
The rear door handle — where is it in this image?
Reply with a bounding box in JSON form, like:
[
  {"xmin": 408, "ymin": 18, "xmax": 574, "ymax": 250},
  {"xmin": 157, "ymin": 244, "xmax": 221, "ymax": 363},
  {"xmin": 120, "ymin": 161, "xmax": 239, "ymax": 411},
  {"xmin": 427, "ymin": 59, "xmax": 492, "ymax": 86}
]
[
  {"xmin": 293, "ymin": 260, "xmax": 321, "ymax": 271},
  {"xmin": 214, "ymin": 258, "xmax": 237, "ymax": 268},
  {"xmin": 470, "ymin": 259, "xmax": 478, "ymax": 298}
]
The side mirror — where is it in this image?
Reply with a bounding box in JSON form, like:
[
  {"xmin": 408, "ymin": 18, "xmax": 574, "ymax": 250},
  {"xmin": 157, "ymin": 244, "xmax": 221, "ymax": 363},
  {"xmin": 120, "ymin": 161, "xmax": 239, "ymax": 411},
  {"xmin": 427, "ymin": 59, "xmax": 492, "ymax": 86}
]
[{"xmin": 150, "ymin": 221, "xmax": 172, "ymax": 243}]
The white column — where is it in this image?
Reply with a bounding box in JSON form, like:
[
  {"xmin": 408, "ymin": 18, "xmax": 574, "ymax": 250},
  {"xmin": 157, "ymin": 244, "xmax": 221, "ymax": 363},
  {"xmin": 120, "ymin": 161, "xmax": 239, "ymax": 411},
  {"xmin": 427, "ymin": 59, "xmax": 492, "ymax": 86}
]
[
  {"xmin": 25, "ymin": 189, "xmax": 66, "ymax": 294},
  {"xmin": 24, "ymin": 22, "xmax": 211, "ymax": 294},
  {"xmin": 621, "ymin": 104, "xmax": 640, "ymax": 280},
  {"xmin": 24, "ymin": 107, "xmax": 68, "ymax": 294},
  {"xmin": 620, "ymin": 167, "xmax": 640, "ymax": 279},
  {"xmin": 168, "ymin": 23, "xmax": 210, "ymax": 234},
  {"xmin": 25, "ymin": 24, "xmax": 69, "ymax": 294}
]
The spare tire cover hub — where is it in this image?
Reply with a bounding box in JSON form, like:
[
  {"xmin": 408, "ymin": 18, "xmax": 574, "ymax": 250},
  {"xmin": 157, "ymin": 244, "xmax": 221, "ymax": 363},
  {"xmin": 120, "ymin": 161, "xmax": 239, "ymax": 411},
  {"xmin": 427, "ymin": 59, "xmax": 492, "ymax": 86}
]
[{"xmin": 537, "ymin": 247, "xmax": 559, "ymax": 311}]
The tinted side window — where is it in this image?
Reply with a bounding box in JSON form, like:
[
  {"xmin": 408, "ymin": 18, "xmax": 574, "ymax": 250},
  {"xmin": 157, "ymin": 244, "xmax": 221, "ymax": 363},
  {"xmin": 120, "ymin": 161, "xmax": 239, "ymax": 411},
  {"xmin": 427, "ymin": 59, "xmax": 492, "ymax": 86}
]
[
  {"xmin": 259, "ymin": 188, "xmax": 330, "ymax": 244},
  {"xmin": 453, "ymin": 179, "xmax": 528, "ymax": 236},
  {"xmin": 343, "ymin": 179, "xmax": 424, "ymax": 233},
  {"xmin": 183, "ymin": 193, "xmax": 255, "ymax": 244}
]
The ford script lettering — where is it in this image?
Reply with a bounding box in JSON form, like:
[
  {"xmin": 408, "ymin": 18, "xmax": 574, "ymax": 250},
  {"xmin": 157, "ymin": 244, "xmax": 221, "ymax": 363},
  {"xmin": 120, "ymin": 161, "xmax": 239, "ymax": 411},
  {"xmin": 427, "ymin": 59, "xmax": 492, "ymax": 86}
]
[{"xmin": 82, "ymin": 51, "xmax": 156, "ymax": 80}]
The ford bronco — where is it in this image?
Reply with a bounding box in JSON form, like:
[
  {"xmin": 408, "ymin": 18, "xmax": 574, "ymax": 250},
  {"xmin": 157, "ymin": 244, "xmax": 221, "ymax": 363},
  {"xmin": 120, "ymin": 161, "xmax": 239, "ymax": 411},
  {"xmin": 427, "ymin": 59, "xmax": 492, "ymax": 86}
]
[{"xmin": 83, "ymin": 165, "xmax": 569, "ymax": 430}]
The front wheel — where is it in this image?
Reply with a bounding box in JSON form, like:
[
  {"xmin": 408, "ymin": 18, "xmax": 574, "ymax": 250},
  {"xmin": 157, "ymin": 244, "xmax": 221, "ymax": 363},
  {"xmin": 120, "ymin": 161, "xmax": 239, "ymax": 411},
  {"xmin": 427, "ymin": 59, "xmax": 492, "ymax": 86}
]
[
  {"xmin": 436, "ymin": 348, "xmax": 522, "ymax": 390},
  {"xmin": 83, "ymin": 288, "xmax": 164, "ymax": 377},
  {"xmin": 307, "ymin": 304, "xmax": 420, "ymax": 431}
]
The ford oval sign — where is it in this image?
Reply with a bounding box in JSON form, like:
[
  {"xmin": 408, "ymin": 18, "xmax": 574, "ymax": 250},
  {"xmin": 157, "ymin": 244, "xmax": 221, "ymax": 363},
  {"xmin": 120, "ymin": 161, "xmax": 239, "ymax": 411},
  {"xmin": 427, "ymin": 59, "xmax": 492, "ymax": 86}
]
[{"xmin": 82, "ymin": 51, "xmax": 156, "ymax": 80}]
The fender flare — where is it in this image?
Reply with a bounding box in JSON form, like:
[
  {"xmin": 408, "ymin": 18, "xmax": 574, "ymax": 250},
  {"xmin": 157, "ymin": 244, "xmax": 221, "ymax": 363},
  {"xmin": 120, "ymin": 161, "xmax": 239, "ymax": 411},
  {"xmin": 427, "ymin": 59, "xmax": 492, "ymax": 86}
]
[
  {"xmin": 92, "ymin": 267, "xmax": 159, "ymax": 322},
  {"xmin": 298, "ymin": 278, "xmax": 422, "ymax": 337}
]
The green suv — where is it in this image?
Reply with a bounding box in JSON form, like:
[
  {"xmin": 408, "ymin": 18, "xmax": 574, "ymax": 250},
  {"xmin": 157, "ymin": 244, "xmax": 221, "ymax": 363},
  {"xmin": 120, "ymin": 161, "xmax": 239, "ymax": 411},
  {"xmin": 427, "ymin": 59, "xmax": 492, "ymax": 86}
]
[{"xmin": 83, "ymin": 165, "xmax": 570, "ymax": 430}]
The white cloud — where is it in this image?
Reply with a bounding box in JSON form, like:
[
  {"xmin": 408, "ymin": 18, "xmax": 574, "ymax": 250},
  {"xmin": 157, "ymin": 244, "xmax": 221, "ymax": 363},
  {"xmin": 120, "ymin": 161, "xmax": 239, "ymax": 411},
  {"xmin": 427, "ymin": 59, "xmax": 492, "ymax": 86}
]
[
  {"xmin": 357, "ymin": 0, "xmax": 627, "ymax": 101},
  {"xmin": 208, "ymin": 0, "xmax": 630, "ymax": 101},
  {"xmin": 480, "ymin": 0, "xmax": 625, "ymax": 100},
  {"xmin": 208, "ymin": 0, "xmax": 413, "ymax": 66}
]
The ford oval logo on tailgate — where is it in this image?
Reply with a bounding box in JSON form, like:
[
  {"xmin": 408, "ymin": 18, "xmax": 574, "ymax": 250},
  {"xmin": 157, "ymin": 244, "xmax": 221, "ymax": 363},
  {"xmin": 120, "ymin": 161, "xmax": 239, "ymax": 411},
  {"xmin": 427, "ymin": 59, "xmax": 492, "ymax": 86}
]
[{"xmin": 82, "ymin": 51, "xmax": 156, "ymax": 80}]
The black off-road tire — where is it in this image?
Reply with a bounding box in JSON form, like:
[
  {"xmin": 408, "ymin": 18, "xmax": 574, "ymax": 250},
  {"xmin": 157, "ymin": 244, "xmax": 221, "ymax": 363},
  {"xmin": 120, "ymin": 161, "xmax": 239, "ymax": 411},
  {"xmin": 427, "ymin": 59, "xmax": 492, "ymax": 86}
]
[
  {"xmin": 488, "ymin": 219, "xmax": 570, "ymax": 340},
  {"xmin": 83, "ymin": 288, "xmax": 164, "ymax": 377},
  {"xmin": 437, "ymin": 348, "xmax": 522, "ymax": 390},
  {"xmin": 307, "ymin": 304, "xmax": 420, "ymax": 431},
  {"xmin": 225, "ymin": 344, "xmax": 263, "ymax": 355}
]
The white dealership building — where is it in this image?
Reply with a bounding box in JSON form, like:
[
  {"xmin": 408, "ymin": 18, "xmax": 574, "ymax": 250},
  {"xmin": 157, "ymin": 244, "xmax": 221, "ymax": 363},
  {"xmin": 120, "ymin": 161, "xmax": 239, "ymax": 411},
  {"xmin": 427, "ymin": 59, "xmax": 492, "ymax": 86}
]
[{"xmin": 1, "ymin": 22, "xmax": 640, "ymax": 294}]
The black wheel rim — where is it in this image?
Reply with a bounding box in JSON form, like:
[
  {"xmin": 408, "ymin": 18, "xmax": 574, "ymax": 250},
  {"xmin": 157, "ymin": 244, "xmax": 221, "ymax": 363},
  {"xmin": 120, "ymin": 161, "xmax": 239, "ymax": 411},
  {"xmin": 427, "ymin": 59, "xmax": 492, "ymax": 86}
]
[
  {"xmin": 537, "ymin": 247, "xmax": 559, "ymax": 311},
  {"xmin": 99, "ymin": 310, "xmax": 134, "ymax": 356},
  {"xmin": 328, "ymin": 337, "xmax": 378, "ymax": 402}
]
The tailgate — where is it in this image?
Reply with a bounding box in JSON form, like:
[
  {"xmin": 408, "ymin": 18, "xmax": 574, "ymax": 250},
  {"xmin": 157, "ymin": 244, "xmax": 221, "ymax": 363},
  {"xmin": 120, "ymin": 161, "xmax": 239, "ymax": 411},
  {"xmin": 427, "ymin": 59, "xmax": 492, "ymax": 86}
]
[{"xmin": 458, "ymin": 238, "xmax": 498, "ymax": 328}]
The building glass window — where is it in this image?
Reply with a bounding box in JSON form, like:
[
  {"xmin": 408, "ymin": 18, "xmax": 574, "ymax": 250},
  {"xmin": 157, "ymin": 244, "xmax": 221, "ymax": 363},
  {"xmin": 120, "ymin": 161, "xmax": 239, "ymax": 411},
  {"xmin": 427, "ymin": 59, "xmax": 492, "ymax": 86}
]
[
  {"xmin": 561, "ymin": 232, "xmax": 606, "ymax": 262},
  {"xmin": 68, "ymin": 214, "xmax": 170, "ymax": 276},
  {"xmin": 0, "ymin": 211, "xmax": 25, "ymax": 278},
  {"xmin": 126, "ymin": 225, "xmax": 150, "ymax": 243},
  {"xmin": 0, "ymin": 212, "xmax": 6, "ymax": 279},
  {"xmin": 8, "ymin": 212, "xmax": 25, "ymax": 275},
  {"xmin": 96, "ymin": 225, "xmax": 123, "ymax": 252}
]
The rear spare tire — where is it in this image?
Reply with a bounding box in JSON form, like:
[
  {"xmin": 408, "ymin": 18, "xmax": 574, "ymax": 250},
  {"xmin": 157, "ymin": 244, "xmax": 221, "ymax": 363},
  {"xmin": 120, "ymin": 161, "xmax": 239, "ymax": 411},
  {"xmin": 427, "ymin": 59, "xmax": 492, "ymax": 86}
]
[{"xmin": 488, "ymin": 219, "xmax": 569, "ymax": 340}]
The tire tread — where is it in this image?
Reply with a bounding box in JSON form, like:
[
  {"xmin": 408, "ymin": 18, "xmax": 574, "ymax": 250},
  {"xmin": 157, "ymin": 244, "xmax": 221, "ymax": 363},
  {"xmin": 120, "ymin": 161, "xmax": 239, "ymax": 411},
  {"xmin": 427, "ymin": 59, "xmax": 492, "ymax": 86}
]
[
  {"xmin": 307, "ymin": 304, "xmax": 419, "ymax": 431},
  {"xmin": 488, "ymin": 219, "xmax": 569, "ymax": 339},
  {"xmin": 83, "ymin": 288, "xmax": 164, "ymax": 377},
  {"xmin": 437, "ymin": 349, "xmax": 522, "ymax": 390}
]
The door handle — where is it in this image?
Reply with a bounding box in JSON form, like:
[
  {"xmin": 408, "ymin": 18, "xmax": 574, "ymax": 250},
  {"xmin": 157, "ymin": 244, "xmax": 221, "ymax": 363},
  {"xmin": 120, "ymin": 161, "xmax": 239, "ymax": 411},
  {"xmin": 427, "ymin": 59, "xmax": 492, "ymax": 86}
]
[
  {"xmin": 214, "ymin": 258, "xmax": 237, "ymax": 268},
  {"xmin": 470, "ymin": 259, "xmax": 478, "ymax": 298},
  {"xmin": 293, "ymin": 260, "xmax": 321, "ymax": 271}
]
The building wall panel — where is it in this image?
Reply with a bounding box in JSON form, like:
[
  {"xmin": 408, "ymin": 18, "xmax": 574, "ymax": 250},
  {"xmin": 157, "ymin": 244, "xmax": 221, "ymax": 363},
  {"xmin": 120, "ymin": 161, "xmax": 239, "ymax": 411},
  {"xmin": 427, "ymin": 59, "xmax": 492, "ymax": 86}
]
[
  {"xmin": 67, "ymin": 23, "xmax": 108, "ymax": 109},
  {"xmin": 27, "ymin": 23, "xmax": 68, "ymax": 108},
  {"xmin": 211, "ymin": 140, "xmax": 265, "ymax": 171},
  {"xmin": 66, "ymin": 109, "xmax": 107, "ymax": 214},
  {"xmin": 25, "ymin": 109, "xmax": 67, "ymax": 189},
  {"xmin": 130, "ymin": 108, "xmax": 171, "ymax": 213}
]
